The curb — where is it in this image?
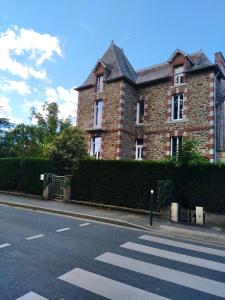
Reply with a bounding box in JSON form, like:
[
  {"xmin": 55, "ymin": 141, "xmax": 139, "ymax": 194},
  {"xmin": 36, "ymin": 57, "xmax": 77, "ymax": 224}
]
[
  {"xmin": 1, "ymin": 200, "xmax": 225, "ymax": 247},
  {"xmin": 0, "ymin": 200, "xmax": 150, "ymax": 231}
]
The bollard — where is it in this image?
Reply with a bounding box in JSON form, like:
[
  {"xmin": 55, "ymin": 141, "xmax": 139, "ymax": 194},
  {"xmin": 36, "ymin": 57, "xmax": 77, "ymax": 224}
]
[
  {"xmin": 196, "ymin": 206, "xmax": 205, "ymax": 225},
  {"xmin": 171, "ymin": 202, "xmax": 179, "ymax": 223}
]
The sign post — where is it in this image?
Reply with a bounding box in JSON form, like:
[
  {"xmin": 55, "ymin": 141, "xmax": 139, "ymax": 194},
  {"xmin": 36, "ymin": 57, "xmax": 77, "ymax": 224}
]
[{"xmin": 150, "ymin": 189, "xmax": 154, "ymax": 226}]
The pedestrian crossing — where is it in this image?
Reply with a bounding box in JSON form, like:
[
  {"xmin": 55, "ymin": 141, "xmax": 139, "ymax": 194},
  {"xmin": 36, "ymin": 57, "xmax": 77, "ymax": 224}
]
[{"xmin": 17, "ymin": 233, "xmax": 225, "ymax": 299}]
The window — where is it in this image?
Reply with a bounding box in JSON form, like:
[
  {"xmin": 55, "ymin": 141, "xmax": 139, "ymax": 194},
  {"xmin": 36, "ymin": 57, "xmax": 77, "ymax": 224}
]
[
  {"xmin": 136, "ymin": 101, "xmax": 144, "ymax": 125},
  {"xmin": 91, "ymin": 136, "xmax": 101, "ymax": 159},
  {"xmin": 96, "ymin": 75, "xmax": 104, "ymax": 93},
  {"xmin": 172, "ymin": 94, "xmax": 183, "ymax": 120},
  {"xmin": 94, "ymin": 100, "xmax": 102, "ymax": 127},
  {"xmin": 171, "ymin": 136, "xmax": 182, "ymax": 157},
  {"xmin": 174, "ymin": 65, "xmax": 184, "ymax": 86},
  {"xmin": 135, "ymin": 139, "xmax": 143, "ymax": 160}
]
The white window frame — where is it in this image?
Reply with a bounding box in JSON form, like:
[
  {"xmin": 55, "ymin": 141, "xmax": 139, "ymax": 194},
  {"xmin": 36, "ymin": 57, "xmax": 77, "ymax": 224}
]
[
  {"xmin": 170, "ymin": 136, "xmax": 182, "ymax": 157},
  {"xmin": 174, "ymin": 65, "xmax": 184, "ymax": 86},
  {"xmin": 93, "ymin": 100, "xmax": 102, "ymax": 128},
  {"xmin": 90, "ymin": 136, "xmax": 101, "ymax": 159},
  {"xmin": 136, "ymin": 101, "xmax": 144, "ymax": 125},
  {"xmin": 172, "ymin": 94, "xmax": 183, "ymax": 121},
  {"xmin": 96, "ymin": 75, "xmax": 104, "ymax": 93},
  {"xmin": 135, "ymin": 139, "xmax": 143, "ymax": 160}
]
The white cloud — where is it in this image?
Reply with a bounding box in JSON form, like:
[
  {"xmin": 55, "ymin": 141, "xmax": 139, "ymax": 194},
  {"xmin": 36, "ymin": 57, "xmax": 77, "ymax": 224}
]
[
  {"xmin": 0, "ymin": 95, "xmax": 22, "ymax": 124},
  {"xmin": 45, "ymin": 86, "xmax": 78, "ymax": 120},
  {"xmin": 0, "ymin": 26, "xmax": 62, "ymax": 79},
  {"xmin": 0, "ymin": 95, "xmax": 11, "ymax": 113},
  {"xmin": 0, "ymin": 79, "xmax": 30, "ymax": 95}
]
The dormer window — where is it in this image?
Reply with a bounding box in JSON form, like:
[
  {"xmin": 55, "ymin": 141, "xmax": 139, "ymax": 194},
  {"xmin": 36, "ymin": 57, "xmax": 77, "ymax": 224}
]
[
  {"xmin": 96, "ymin": 75, "xmax": 104, "ymax": 93},
  {"xmin": 174, "ymin": 65, "xmax": 184, "ymax": 86}
]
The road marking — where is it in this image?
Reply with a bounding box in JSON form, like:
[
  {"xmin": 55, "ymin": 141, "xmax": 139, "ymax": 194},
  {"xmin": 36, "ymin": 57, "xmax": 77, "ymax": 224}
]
[
  {"xmin": 16, "ymin": 291, "xmax": 48, "ymax": 299},
  {"xmin": 121, "ymin": 242, "xmax": 225, "ymax": 273},
  {"xmin": 0, "ymin": 243, "xmax": 11, "ymax": 248},
  {"xmin": 79, "ymin": 223, "xmax": 90, "ymax": 227},
  {"xmin": 139, "ymin": 235, "xmax": 225, "ymax": 257},
  {"xmin": 96, "ymin": 252, "xmax": 225, "ymax": 298},
  {"xmin": 59, "ymin": 267, "xmax": 170, "ymax": 300},
  {"xmin": 26, "ymin": 234, "xmax": 45, "ymax": 240},
  {"xmin": 56, "ymin": 227, "xmax": 70, "ymax": 232}
]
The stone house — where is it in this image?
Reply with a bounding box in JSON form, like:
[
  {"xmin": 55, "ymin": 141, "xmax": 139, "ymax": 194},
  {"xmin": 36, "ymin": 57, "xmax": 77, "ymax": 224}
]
[{"xmin": 76, "ymin": 42, "xmax": 225, "ymax": 162}]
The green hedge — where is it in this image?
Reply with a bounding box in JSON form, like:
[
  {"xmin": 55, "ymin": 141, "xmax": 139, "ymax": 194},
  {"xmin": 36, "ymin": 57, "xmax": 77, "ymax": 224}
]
[
  {"xmin": 0, "ymin": 158, "xmax": 54, "ymax": 195},
  {"xmin": 73, "ymin": 160, "xmax": 225, "ymax": 214},
  {"xmin": 1, "ymin": 158, "xmax": 225, "ymax": 214}
]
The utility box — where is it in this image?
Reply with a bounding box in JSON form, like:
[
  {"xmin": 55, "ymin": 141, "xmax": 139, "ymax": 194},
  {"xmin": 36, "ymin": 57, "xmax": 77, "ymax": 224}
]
[
  {"xmin": 196, "ymin": 206, "xmax": 205, "ymax": 225},
  {"xmin": 171, "ymin": 202, "xmax": 179, "ymax": 223}
]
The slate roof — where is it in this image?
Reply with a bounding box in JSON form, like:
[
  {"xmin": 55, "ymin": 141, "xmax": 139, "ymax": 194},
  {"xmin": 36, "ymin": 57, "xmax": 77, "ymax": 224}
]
[
  {"xmin": 78, "ymin": 42, "xmax": 137, "ymax": 89},
  {"xmin": 136, "ymin": 50, "xmax": 213, "ymax": 84},
  {"xmin": 77, "ymin": 43, "xmax": 216, "ymax": 90}
]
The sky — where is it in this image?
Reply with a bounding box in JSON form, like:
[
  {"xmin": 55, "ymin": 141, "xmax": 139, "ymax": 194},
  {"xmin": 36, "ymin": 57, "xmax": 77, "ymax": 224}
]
[{"xmin": 0, "ymin": 0, "xmax": 225, "ymax": 125}]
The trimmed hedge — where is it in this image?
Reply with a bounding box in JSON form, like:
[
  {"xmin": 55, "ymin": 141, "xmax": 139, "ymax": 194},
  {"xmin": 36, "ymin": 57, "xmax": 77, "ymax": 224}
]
[
  {"xmin": 1, "ymin": 158, "xmax": 225, "ymax": 214},
  {"xmin": 0, "ymin": 158, "xmax": 54, "ymax": 195},
  {"xmin": 73, "ymin": 160, "xmax": 225, "ymax": 214}
]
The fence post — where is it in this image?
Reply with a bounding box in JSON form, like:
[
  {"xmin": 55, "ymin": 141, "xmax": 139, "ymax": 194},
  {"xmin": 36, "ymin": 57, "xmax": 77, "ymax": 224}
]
[{"xmin": 63, "ymin": 175, "xmax": 72, "ymax": 202}]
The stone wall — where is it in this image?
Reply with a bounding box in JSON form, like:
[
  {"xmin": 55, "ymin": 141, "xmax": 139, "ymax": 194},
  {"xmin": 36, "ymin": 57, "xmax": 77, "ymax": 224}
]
[
  {"xmin": 139, "ymin": 70, "xmax": 214, "ymax": 160},
  {"xmin": 77, "ymin": 69, "xmax": 220, "ymax": 161}
]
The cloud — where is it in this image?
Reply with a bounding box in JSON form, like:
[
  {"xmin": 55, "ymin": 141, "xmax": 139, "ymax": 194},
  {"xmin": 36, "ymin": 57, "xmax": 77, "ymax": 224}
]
[
  {"xmin": 0, "ymin": 26, "xmax": 62, "ymax": 79},
  {"xmin": 0, "ymin": 95, "xmax": 11, "ymax": 113},
  {"xmin": 45, "ymin": 86, "xmax": 78, "ymax": 120},
  {"xmin": 0, "ymin": 79, "xmax": 30, "ymax": 95},
  {"xmin": 22, "ymin": 86, "xmax": 77, "ymax": 124},
  {"xmin": 0, "ymin": 95, "xmax": 22, "ymax": 124}
]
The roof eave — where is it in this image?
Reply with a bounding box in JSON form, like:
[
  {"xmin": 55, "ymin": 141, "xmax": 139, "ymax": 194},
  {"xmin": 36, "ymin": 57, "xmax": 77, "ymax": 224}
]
[{"xmin": 75, "ymin": 84, "xmax": 94, "ymax": 91}]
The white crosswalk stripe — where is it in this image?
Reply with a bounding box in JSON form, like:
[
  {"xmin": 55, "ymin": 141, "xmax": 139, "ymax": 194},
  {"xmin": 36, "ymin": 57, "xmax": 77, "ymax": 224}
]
[
  {"xmin": 139, "ymin": 234, "xmax": 225, "ymax": 257},
  {"xmin": 121, "ymin": 241, "xmax": 225, "ymax": 272},
  {"xmin": 59, "ymin": 267, "xmax": 170, "ymax": 300},
  {"xmin": 95, "ymin": 252, "xmax": 225, "ymax": 298},
  {"xmin": 16, "ymin": 291, "xmax": 48, "ymax": 300}
]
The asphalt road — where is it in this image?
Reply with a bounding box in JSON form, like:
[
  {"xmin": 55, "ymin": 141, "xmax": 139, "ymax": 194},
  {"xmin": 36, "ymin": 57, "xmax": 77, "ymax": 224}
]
[{"xmin": 0, "ymin": 204, "xmax": 225, "ymax": 300}]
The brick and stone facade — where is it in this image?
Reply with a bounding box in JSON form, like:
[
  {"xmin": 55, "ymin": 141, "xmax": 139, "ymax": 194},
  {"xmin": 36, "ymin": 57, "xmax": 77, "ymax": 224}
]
[{"xmin": 76, "ymin": 43, "xmax": 225, "ymax": 162}]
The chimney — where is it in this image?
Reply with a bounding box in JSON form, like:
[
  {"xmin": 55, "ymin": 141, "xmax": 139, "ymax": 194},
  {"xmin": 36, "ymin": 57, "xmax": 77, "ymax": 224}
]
[{"xmin": 215, "ymin": 52, "xmax": 225, "ymax": 77}]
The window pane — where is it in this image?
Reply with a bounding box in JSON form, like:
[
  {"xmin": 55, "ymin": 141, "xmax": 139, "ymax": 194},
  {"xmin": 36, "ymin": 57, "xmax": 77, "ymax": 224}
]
[
  {"xmin": 139, "ymin": 102, "xmax": 144, "ymax": 123},
  {"xmin": 94, "ymin": 100, "xmax": 102, "ymax": 127},
  {"xmin": 173, "ymin": 96, "xmax": 178, "ymax": 119},
  {"xmin": 96, "ymin": 76, "xmax": 103, "ymax": 93},
  {"xmin": 179, "ymin": 95, "xmax": 183, "ymax": 119}
]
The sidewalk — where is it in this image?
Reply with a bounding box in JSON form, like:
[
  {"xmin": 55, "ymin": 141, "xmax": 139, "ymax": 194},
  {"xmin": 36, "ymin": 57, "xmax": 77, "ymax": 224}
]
[{"xmin": 0, "ymin": 192, "xmax": 225, "ymax": 246}]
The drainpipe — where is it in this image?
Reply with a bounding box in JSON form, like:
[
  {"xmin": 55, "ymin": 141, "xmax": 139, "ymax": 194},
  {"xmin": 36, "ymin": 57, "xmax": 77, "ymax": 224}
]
[{"xmin": 214, "ymin": 71, "xmax": 220, "ymax": 163}]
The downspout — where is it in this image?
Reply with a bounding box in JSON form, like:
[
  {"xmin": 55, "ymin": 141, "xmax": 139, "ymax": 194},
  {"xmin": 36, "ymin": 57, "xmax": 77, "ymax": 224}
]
[{"xmin": 214, "ymin": 71, "xmax": 220, "ymax": 163}]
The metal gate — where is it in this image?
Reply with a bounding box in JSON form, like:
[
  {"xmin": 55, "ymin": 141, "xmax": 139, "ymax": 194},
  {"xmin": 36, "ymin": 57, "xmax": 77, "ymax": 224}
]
[{"xmin": 50, "ymin": 175, "xmax": 66, "ymax": 200}]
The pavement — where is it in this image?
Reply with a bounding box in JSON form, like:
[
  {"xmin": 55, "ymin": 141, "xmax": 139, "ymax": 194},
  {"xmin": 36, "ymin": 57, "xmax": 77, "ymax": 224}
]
[
  {"xmin": 0, "ymin": 192, "xmax": 225, "ymax": 246},
  {"xmin": 1, "ymin": 204, "xmax": 225, "ymax": 300}
]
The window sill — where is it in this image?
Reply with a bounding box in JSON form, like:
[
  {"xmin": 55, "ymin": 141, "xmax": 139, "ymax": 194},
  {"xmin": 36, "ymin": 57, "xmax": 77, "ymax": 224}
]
[
  {"xmin": 86, "ymin": 127, "xmax": 105, "ymax": 132},
  {"xmin": 135, "ymin": 123, "xmax": 144, "ymax": 127},
  {"xmin": 170, "ymin": 83, "xmax": 187, "ymax": 89},
  {"xmin": 166, "ymin": 118, "xmax": 188, "ymax": 124}
]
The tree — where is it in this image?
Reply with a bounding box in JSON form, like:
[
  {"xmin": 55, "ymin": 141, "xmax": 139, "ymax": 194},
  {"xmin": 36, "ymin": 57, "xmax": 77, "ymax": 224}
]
[
  {"xmin": 1, "ymin": 124, "xmax": 44, "ymax": 157},
  {"xmin": 170, "ymin": 140, "xmax": 209, "ymax": 166},
  {"xmin": 45, "ymin": 126, "xmax": 88, "ymax": 173},
  {"xmin": 0, "ymin": 117, "xmax": 11, "ymax": 134},
  {"xmin": 0, "ymin": 102, "xmax": 72, "ymax": 158},
  {"xmin": 31, "ymin": 102, "xmax": 71, "ymax": 144}
]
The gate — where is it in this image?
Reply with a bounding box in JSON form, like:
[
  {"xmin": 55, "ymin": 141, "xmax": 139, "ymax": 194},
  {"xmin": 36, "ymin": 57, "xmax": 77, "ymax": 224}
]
[
  {"xmin": 50, "ymin": 175, "xmax": 66, "ymax": 201},
  {"xmin": 42, "ymin": 173, "xmax": 71, "ymax": 201}
]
